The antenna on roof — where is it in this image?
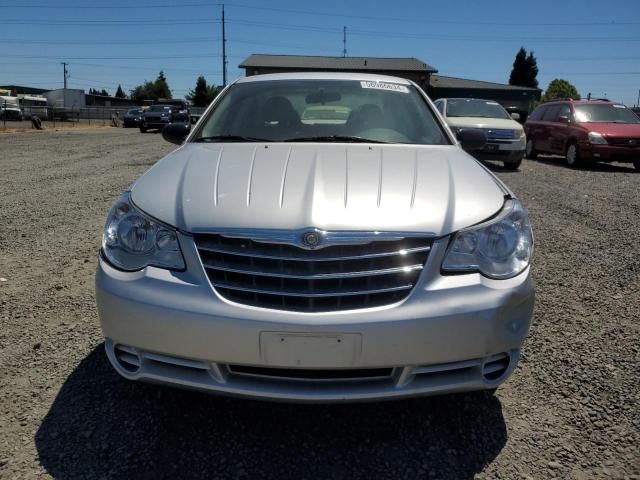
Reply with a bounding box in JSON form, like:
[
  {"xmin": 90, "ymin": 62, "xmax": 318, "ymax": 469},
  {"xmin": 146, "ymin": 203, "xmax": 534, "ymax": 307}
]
[{"xmin": 343, "ymin": 26, "xmax": 347, "ymax": 57}]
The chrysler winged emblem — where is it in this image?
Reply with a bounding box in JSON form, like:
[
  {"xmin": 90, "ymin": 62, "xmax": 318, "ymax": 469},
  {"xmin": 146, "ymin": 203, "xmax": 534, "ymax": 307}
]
[{"xmin": 302, "ymin": 230, "xmax": 321, "ymax": 248}]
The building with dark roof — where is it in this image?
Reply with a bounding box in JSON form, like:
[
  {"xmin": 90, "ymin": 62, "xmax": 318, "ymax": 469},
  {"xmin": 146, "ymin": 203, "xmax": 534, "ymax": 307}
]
[
  {"xmin": 239, "ymin": 55, "xmax": 541, "ymax": 120},
  {"xmin": 429, "ymin": 75, "xmax": 541, "ymax": 120},
  {"xmin": 239, "ymin": 54, "xmax": 437, "ymax": 91}
]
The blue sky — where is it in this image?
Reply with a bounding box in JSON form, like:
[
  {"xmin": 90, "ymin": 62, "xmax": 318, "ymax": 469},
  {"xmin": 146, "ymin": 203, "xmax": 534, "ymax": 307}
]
[{"xmin": 1, "ymin": 0, "xmax": 639, "ymax": 104}]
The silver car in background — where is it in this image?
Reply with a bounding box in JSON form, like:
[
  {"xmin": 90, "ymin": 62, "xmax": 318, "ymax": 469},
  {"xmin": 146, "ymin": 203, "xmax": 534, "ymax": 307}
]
[{"xmin": 96, "ymin": 72, "xmax": 534, "ymax": 402}]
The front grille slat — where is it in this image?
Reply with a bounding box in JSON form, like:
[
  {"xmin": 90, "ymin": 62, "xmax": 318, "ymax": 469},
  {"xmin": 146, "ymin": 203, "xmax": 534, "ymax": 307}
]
[
  {"xmin": 195, "ymin": 233, "xmax": 432, "ymax": 312},
  {"xmin": 202, "ymin": 262, "xmax": 423, "ymax": 279}
]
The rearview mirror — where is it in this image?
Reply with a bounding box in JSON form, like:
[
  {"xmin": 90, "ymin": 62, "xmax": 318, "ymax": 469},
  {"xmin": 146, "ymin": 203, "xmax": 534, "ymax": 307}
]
[
  {"xmin": 510, "ymin": 112, "xmax": 520, "ymax": 121},
  {"xmin": 558, "ymin": 115, "xmax": 570, "ymax": 124},
  {"xmin": 306, "ymin": 90, "xmax": 341, "ymax": 104},
  {"xmin": 456, "ymin": 129, "xmax": 487, "ymax": 152},
  {"xmin": 162, "ymin": 122, "xmax": 190, "ymax": 145}
]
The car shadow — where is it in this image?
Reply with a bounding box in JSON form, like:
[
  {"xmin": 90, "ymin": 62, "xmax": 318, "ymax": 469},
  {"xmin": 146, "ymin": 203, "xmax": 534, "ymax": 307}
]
[
  {"xmin": 528, "ymin": 155, "xmax": 639, "ymax": 173},
  {"xmin": 35, "ymin": 345, "xmax": 508, "ymax": 479}
]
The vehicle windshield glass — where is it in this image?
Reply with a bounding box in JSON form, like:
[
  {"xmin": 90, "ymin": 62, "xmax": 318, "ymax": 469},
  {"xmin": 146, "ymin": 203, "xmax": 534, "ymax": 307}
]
[
  {"xmin": 149, "ymin": 105, "xmax": 171, "ymax": 112},
  {"xmin": 194, "ymin": 79, "xmax": 449, "ymax": 144},
  {"xmin": 574, "ymin": 104, "xmax": 640, "ymax": 124},
  {"xmin": 446, "ymin": 99, "xmax": 511, "ymax": 119},
  {"xmin": 128, "ymin": 109, "xmax": 142, "ymax": 114}
]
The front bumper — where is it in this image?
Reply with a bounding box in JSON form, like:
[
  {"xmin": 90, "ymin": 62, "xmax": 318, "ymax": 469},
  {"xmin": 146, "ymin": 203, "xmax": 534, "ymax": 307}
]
[
  {"xmin": 96, "ymin": 235, "xmax": 535, "ymax": 402},
  {"xmin": 143, "ymin": 118, "xmax": 170, "ymax": 129},
  {"xmin": 580, "ymin": 143, "xmax": 640, "ymax": 163}
]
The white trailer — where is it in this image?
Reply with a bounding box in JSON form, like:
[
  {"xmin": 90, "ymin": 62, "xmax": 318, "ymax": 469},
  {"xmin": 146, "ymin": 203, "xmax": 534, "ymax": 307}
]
[
  {"xmin": 0, "ymin": 95, "xmax": 23, "ymax": 120},
  {"xmin": 43, "ymin": 88, "xmax": 85, "ymax": 120}
]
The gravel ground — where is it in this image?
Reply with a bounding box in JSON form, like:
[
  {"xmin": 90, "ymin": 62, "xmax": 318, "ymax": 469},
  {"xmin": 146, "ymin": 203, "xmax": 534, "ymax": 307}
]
[{"xmin": 0, "ymin": 129, "xmax": 638, "ymax": 479}]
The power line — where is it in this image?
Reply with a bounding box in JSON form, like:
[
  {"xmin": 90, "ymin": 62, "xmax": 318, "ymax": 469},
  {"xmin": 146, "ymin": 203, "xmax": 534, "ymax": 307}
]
[{"xmin": 3, "ymin": 1, "xmax": 639, "ymax": 26}]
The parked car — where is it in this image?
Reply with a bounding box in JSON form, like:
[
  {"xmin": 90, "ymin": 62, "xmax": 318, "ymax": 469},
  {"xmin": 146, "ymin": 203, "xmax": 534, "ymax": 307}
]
[
  {"xmin": 96, "ymin": 72, "xmax": 534, "ymax": 402},
  {"xmin": 122, "ymin": 108, "xmax": 144, "ymax": 128},
  {"xmin": 434, "ymin": 98, "xmax": 526, "ymax": 170},
  {"xmin": 524, "ymin": 99, "xmax": 640, "ymax": 170},
  {"xmin": 139, "ymin": 102, "xmax": 189, "ymax": 132}
]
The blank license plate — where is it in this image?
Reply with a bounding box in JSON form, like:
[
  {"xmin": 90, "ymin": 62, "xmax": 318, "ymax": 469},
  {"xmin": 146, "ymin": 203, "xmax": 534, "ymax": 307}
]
[{"xmin": 260, "ymin": 332, "xmax": 362, "ymax": 367}]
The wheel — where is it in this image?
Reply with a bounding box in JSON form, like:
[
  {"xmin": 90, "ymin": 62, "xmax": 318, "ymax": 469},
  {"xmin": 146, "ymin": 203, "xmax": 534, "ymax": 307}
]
[
  {"xmin": 504, "ymin": 158, "xmax": 522, "ymax": 170},
  {"xmin": 566, "ymin": 143, "xmax": 580, "ymax": 168},
  {"xmin": 139, "ymin": 126, "xmax": 147, "ymax": 133},
  {"xmin": 634, "ymin": 160, "xmax": 640, "ymax": 171},
  {"xmin": 525, "ymin": 138, "xmax": 538, "ymax": 159}
]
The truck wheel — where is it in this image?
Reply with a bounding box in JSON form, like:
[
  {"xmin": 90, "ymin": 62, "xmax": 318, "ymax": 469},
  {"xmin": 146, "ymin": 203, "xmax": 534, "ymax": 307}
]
[
  {"xmin": 566, "ymin": 143, "xmax": 581, "ymax": 168},
  {"xmin": 139, "ymin": 126, "xmax": 147, "ymax": 133},
  {"xmin": 634, "ymin": 160, "xmax": 640, "ymax": 171},
  {"xmin": 504, "ymin": 158, "xmax": 522, "ymax": 170},
  {"xmin": 525, "ymin": 138, "xmax": 538, "ymax": 159}
]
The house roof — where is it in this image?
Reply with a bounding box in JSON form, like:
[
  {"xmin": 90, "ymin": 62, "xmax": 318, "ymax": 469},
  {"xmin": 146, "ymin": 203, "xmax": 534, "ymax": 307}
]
[
  {"xmin": 429, "ymin": 75, "xmax": 540, "ymax": 92},
  {"xmin": 239, "ymin": 54, "xmax": 438, "ymax": 73}
]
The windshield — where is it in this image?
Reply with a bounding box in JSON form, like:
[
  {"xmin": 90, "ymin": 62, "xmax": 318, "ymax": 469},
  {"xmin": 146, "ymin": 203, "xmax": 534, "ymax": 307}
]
[
  {"xmin": 194, "ymin": 79, "xmax": 449, "ymax": 144},
  {"xmin": 149, "ymin": 105, "xmax": 171, "ymax": 112},
  {"xmin": 127, "ymin": 109, "xmax": 142, "ymax": 115},
  {"xmin": 446, "ymin": 99, "xmax": 511, "ymax": 119},
  {"xmin": 574, "ymin": 104, "xmax": 640, "ymax": 124}
]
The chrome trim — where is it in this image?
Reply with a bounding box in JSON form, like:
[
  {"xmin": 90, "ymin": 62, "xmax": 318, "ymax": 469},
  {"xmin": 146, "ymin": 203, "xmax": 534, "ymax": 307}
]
[
  {"xmin": 195, "ymin": 227, "xmax": 436, "ymax": 250},
  {"xmin": 196, "ymin": 243, "xmax": 431, "ymax": 262},
  {"xmin": 202, "ymin": 263, "xmax": 424, "ymax": 280},
  {"xmin": 212, "ymin": 282, "xmax": 415, "ymax": 298}
]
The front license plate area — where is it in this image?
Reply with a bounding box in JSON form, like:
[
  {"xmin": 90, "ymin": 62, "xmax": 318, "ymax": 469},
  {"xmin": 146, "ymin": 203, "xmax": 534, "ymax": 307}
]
[
  {"xmin": 485, "ymin": 144, "xmax": 499, "ymax": 151},
  {"xmin": 260, "ymin": 332, "xmax": 362, "ymax": 368}
]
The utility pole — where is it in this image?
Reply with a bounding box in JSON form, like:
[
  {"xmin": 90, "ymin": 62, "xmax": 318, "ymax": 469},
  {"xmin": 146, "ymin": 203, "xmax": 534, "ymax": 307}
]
[
  {"xmin": 343, "ymin": 26, "xmax": 347, "ymax": 57},
  {"xmin": 221, "ymin": 4, "xmax": 227, "ymax": 86},
  {"xmin": 61, "ymin": 62, "xmax": 69, "ymax": 89}
]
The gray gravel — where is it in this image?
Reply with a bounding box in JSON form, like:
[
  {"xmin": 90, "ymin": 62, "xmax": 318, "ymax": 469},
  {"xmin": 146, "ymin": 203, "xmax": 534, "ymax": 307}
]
[{"xmin": 0, "ymin": 128, "xmax": 638, "ymax": 479}]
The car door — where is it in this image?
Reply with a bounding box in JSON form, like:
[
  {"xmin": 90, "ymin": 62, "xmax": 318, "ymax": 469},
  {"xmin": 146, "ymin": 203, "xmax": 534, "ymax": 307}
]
[
  {"xmin": 548, "ymin": 104, "xmax": 572, "ymax": 153},
  {"xmin": 525, "ymin": 105, "xmax": 547, "ymax": 151},
  {"xmin": 538, "ymin": 104, "xmax": 561, "ymax": 154}
]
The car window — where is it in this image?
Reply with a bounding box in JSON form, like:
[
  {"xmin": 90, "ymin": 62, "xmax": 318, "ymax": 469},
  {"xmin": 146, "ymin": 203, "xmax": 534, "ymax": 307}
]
[
  {"xmin": 434, "ymin": 100, "xmax": 445, "ymax": 114},
  {"xmin": 445, "ymin": 99, "xmax": 511, "ymax": 119},
  {"xmin": 574, "ymin": 104, "xmax": 640, "ymax": 124},
  {"xmin": 558, "ymin": 105, "xmax": 571, "ymax": 120},
  {"xmin": 527, "ymin": 106, "xmax": 546, "ymax": 121},
  {"xmin": 542, "ymin": 105, "xmax": 561, "ymax": 122},
  {"xmin": 195, "ymin": 79, "xmax": 450, "ymax": 145}
]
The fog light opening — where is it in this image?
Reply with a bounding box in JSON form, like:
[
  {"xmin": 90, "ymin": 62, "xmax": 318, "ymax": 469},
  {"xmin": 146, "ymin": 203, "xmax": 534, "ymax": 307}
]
[
  {"xmin": 113, "ymin": 344, "xmax": 142, "ymax": 374},
  {"xmin": 482, "ymin": 352, "xmax": 510, "ymax": 382}
]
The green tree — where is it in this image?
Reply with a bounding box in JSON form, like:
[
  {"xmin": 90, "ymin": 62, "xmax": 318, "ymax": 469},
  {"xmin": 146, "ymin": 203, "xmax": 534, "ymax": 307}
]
[
  {"xmin": 540, "ymin": 79, "xmax": 580, "ymax": 103},
  {"xmin": 509, "ymin": 47, "xmax": 539, "ymax": 88},
  {"xmin": 185, "ymin": 76, "xmax": 221, "ymax": 107},
  {"xmin": 130, "ymin": 71, "xmax": 173, "ymax": 103},
  {"xmin": 115, "ymin": 84, "xmax": 126, "ymax": 98},
  {"xmin": 99, "ymin": 88, "xmax": 109, "ymax": 96}
]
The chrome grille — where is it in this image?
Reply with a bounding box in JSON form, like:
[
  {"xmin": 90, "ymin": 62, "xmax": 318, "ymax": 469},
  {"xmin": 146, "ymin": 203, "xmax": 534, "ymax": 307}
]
[
  {"xmin": 608, "ymin": 137, "xmax": 640, "ymax": 147},
  {"xmin": 195, "ymin": 233, "xmax": 432, "ymax": 312},
  {"xmin": 485, "ymin": 128, "xmax": 515, "ymax": 140}
]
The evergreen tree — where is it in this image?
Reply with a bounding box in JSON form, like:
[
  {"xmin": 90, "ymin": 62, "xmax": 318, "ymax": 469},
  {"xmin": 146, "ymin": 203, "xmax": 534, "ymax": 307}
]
[
  {"xmin": 185, "ymin": 76, "xmax": 221, "ymax": 107},
  {"xmin": 115, "ymin": 84, "xmax": 126, "ymax": 98},
  {"xmin": 509, "ymin": 47, "xmax": 539, "ymax": 88}
]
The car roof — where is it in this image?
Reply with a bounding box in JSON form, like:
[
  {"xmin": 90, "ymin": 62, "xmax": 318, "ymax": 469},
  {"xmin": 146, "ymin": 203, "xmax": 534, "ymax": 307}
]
[
  {"xmin": 437, "ymin": 98, "xmax": 500, "ymax": 102},
  {"xmin": 235, "ymin": 71, "xmax": 412, "ymax": 85},
  {"xmin": 537, "ymin": 99, "xmax": 618, "ymax": 107}
]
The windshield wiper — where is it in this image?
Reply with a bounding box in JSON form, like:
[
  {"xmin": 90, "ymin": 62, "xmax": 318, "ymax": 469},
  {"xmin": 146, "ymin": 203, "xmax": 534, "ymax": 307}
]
[
  {"xmin": 193, "ymin": 135, "xmax": 271, "ymax": 143},
  {"xmin": 283, "ymin": 135, "xmax": 388, "ymax": 144}
]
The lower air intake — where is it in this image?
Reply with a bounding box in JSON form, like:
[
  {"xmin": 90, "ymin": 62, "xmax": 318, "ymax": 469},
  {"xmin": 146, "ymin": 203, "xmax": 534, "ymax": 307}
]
[{"xmin": 482, "ymin": 353, "xmax": 510, "ymax": 381}]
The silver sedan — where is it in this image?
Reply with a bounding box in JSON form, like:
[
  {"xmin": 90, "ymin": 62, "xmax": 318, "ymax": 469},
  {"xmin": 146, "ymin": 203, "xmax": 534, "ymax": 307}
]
[{"xmin": 96, "ymin": 72, "xmax": 534, "ymax": 402}]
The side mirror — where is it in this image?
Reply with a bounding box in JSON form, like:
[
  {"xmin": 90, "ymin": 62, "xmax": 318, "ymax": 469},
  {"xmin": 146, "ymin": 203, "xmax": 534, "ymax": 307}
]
[
  {"xmin": 456, "ymin": 129, "xmax": 487, "ymax": 152},
  {"xmin": 162, "ymin": 122, "xmax": 190, "ymax": 145},
  {"xmin": 510, "ymin": 112, "xmax": 521, "ymax": 121},
  {"xmin": 558, "ymin": 115, "xmax": 570, "ymax": 124}
]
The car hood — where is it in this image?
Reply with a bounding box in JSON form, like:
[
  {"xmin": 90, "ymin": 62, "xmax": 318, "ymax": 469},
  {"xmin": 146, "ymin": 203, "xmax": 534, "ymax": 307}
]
[
  {"xmin": 130, "ymin": 143, "xmax": 507, "ymax": 236},
  {"xmin": 583, "ymin": 122, "xmax": 640, "ymax": 137},
  {"xmin": 446, "ymin": 117, "xmax": 522, "ymax": 131}
]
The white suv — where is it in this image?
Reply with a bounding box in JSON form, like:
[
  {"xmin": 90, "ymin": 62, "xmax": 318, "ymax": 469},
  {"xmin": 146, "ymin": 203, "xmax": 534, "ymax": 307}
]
[{"xmin": 434, "ymin": 98, "xmax": 526, "ymax": 170}]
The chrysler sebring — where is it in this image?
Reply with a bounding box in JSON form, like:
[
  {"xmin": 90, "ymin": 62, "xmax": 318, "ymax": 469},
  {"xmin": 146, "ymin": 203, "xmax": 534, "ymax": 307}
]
[{"xmin": 96, "ymin": 72, "xmax": 534, "ymax": 402}]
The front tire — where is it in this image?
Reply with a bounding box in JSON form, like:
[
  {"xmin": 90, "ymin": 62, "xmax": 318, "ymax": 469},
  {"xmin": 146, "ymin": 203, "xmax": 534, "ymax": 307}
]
[
  {"xmin": 504, "ymin": 158, "xmax": 522, "ymax": 170},
  {"xmin": 634, "ymin": 160, "xmax": 640, "ymax": 171},
  {"xmin": 139, "ymin": 125, "xmax": 147, "ymax": 133},
  {"xmin": 566, "ymin": 143, "xmax": 580, "ymax": 168},
  {"xmin": 525, "ymin": 138, "xmax": 538, "ymax": 159}
]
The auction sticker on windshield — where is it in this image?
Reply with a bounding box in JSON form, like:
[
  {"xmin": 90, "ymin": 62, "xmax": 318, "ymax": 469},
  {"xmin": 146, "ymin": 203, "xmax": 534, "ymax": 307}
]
[{"xmin": 360, "ymin": 80, "xmax": 409, "ymax": 93}]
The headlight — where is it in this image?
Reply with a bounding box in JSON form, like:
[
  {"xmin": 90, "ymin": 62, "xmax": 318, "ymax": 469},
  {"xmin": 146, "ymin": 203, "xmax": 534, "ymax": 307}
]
[
  {"xmin": 588, "ymin": 132, "xmax": 607, "ymax": 145},
  {"xmin": 102, "ymin": 192, "xmax": 185, "ymax": 271},
  {"xmin": 517, "ymin": 129, "xmax": 526, "ymax": 139},
  {"xmin": 442, "ymin": 199, "xmax": 533, "ymax": 279}
]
